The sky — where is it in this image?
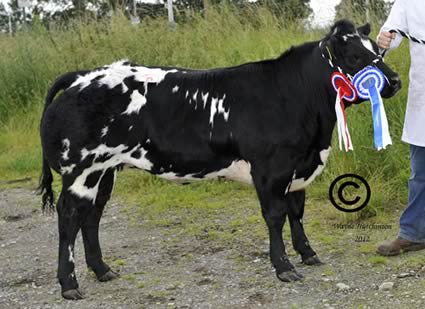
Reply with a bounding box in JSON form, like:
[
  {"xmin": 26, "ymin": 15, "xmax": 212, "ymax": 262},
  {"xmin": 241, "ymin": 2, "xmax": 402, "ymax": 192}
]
[{"xmin": 310, "ymin": 0, "xmax": 341, "ymax": 27}]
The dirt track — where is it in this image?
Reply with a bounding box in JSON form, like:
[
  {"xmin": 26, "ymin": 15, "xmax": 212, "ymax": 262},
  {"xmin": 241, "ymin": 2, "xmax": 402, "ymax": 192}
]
[{"xmin": 1, "ymin": 188, "xmax": 425, "ymax": 309}]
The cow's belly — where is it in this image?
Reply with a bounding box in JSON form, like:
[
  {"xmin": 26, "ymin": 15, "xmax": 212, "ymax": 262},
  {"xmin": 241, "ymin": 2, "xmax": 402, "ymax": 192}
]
[
  {"xmin": 288, "ymin": 147, "xmax": 331, "ymax": 192},
  {"xmin": 156, "ymin": 160, "xmax": 253, "ymax": 185},
  {"xmin": 63, "ymin": 141, "xmax": 329, "ymax": 203}
]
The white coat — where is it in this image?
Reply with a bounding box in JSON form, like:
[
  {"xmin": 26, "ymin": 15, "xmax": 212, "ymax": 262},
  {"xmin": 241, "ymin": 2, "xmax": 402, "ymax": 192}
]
[{"xmin": 381, "ymin": 0, "xmax": 425, "ymax": 146}]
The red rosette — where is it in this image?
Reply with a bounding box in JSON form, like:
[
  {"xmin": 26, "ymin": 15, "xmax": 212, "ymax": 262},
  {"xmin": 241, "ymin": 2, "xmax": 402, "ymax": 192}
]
[{"xmin": 331, "ymin": 72, "xmax": 357, "ymax": 102}]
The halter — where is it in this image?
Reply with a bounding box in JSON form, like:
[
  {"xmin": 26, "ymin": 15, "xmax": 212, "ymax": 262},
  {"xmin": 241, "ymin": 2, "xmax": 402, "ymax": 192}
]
[
  {"xmin": 319, "ymin": 41, "xmax": 353, "ymax": 80},
  {"xmin": 319, "ymin": 36, "xmax": 385, "ymax": 81},
  {"xmin": 319, "ymin": 37, "xmax": 392, "ymax": 151}
]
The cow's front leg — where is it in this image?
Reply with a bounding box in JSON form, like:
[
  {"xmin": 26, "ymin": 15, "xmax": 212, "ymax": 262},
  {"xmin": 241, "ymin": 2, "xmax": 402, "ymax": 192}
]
[
  {"xmin": 287, "ymin": 191, "xmax": 322, "ymax": 265},
  {"xmin": 253, "ymin": 171, "xmax": 303, "ymax": 282}
]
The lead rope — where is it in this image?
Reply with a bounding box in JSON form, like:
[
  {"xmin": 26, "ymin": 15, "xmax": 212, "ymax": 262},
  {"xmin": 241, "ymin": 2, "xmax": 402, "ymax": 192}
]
[
  {"xmin": 381, "ymin": 29, "xmax": 425, "ymax": 56},
  {"xmin": 390, "ymin": 29, "xmax": 425, "ymax": 44}
]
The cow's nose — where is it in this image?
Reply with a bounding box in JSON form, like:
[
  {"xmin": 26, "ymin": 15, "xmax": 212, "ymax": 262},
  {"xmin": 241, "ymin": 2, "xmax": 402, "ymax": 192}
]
[{"xmin": 389, "ymin": 76, "xmax": 401, "ymax": 91}]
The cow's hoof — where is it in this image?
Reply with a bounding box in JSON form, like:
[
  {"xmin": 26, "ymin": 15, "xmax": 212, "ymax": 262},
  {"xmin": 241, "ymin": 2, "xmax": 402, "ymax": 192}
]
[
  {"xmin": 303, "ymin": 255, "xmax": 323, "ymax": 266},
  {"xmin": 62, "ymin": 289, "xmax": 84, "ymax": 300},
  {"xmin": 98, "ymin": 269, "xmax": 119, "ymax": 282},
  {"xmin": 277, "ymin": 270, "xmax": 304, "ymax": 282}
]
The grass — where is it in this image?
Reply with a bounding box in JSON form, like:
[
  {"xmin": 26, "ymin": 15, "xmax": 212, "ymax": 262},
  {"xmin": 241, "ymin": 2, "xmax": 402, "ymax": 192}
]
[{"xmin": 0, "ymin": 7, "xmax": 413, "ymax": 233}]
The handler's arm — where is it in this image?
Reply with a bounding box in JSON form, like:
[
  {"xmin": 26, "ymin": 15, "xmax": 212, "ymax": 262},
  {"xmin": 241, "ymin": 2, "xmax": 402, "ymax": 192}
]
[{"xmin": 378, "ymin": 0, "xmax": 408, "ymax": 51}]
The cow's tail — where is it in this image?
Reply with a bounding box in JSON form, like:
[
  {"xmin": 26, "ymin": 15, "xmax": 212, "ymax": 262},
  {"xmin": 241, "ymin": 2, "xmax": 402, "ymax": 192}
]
[{"xmin": 38, "ymin": 71, "xmax": 83, "ymax": 213}]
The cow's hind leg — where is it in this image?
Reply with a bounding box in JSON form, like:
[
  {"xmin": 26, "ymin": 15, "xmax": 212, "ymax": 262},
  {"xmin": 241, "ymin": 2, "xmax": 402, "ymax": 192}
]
[
  {"xmin": 287, "ymin": 191, "xmax": 322, "ymax": 265},
  {"xmin": 81, "ymin": 169, "xmax": 119, "ymax": 282},
  {"xmin": 56, "ymin": 190, "xmax": 86, "ymax": 300}
]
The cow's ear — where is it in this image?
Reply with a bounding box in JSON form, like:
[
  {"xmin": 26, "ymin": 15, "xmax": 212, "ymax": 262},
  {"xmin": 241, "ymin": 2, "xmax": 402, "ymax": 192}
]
[
  {"xmin": 358, "ymin": 23, "xmax": 371, "ymax": 36},
  {"xmin": 329, "ymin": 19, "xmax": 356, "ymax": 38}
]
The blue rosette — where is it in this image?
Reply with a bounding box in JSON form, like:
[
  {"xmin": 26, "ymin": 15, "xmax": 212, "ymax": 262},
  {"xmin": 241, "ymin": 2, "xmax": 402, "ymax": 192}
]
[{"xmin": 353, "ymin": 66, "xmax": 392, "ymax": 150}]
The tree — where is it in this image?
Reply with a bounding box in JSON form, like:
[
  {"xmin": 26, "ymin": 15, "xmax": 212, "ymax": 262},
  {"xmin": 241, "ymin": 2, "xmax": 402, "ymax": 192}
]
[
  {"xmin": 0, "ymin": 3, "xmax": 11, "ymax": 33},
  {"xmin": 259, "ymin": 0, "xmax": 312, "ymax": 21},
  {"xmin": 335, "ymin": 0, "xmax": 392, "ymax": 24}
]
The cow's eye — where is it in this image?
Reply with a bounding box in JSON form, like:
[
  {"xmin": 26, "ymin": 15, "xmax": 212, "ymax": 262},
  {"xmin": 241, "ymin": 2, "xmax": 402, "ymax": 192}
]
[{"xmin": 348, "ymin": 55, "xmax": 361, "ymax": 65}]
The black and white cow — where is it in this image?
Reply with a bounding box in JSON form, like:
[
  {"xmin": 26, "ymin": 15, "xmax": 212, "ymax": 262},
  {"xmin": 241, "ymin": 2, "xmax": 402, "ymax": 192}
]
[{"xmin": 39, "ymin": 20, "xmax": 401, "ymax": 300}]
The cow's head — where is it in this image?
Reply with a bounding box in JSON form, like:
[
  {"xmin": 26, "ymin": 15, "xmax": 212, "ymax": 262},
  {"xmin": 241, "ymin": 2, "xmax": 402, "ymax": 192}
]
[{"xmin": 322, "ymin": 20, "xmax": 401, "ymax": 99}]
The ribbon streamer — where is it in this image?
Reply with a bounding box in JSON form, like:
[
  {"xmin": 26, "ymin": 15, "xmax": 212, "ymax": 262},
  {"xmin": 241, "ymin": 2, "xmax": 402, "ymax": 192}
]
[
  {"xmin": 331, "ymin": 72, "xmax": 357, "ymax": 151},
  {"xmin": 353, "ymin": 66, "xmax": 392, "ymax": 150}
]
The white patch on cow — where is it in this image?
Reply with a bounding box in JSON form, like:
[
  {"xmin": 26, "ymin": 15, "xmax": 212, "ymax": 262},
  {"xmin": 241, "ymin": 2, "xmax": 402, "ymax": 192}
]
[
  {"xmin": 81, "ymin": 148, "xmax": 89, "ymax": 161},
  {"xmin": 320, "ymin": 147, "xmax": 331, "ymax": 163},
  {"xmin": 192, "ymin": 89, "xmax": 198, "ymax": 102},
  {"xmin": 217, "ymin": 94, "xmax": 229, "ymax": 121},
  {"xmin": 126, "ymin": 146, "xmax": 153, "ymax": 169},
  {"xmin": 158, "ymin": 172, "xmax": 197, "ymax": 183},
  {"xmin": 172, "ymin": 85, "xmax": 179, "ymax": 93},
  {"xmin": 101, "ymin": 126, "xmax": 109, "ymax": 138},
  {"xmin": 70, "ymin": 70, "xmax": 106, "ymax": 90},
  {"xmin": 158, "ymin": 160, "xmax": 253, "ymax": 185},
  {"xmin": 185, "ymin": 90, "xmax": 189, "ymax": 98},
  {"xmin": 209, "ymin": 94, "xmax": 229, "ymax": 126},
  {"xmin": 146, "ymin": 139, "xmax": 151, "ymax": 144},
  {"xmin": 284, "ymin": 183, "xmax": 291, "ymax": 195},
  {"xmin": 202, "ymin": 92, "xmax": 209, "ymax": 108},
  {"xmin": 128, "ymin": 126, "xmax": 133, "ymax": 131},
  {"xmin": 90, "ymin": 144, "xmax": 128, "ymax": 160},
  {"xmin": 61, "ymin": 139, "xmax": 71, "ymax": 161},
  {"xmin": 209, "ymin": 160, "xmax": 252, "ymax": 184},
  {"xmin": 209, "ymin": 97, "xmax": 218, "ymax": 126},
  {"xmin": 61, "ymin": 164, "xmax": 76, "ymax": 175},
  {"xmin": 70, "ymin": 60, "xmax": 177, "ymax": 91},
  {"xmin": 361, "ymin": 38, "xmax": 376, "ymax": 55},
  {"xmin": 68, "ymin": 245, "xmax": 74, "ymax": 263},
  {"xmin": 122, "ymin": 90, "xmax": 147, "ymax": 115},
  {"xmin": 289, "ymin": 147, "xmax": 331, "ymax": 192},
  {"xmin": 69, "ymin": 144, "xmax": 153, "ymax": 203},
  {"xmin": 347, "ymin": 32, "xmax": 359, "ymax": 38},
  {"xmin": 111, "ymin": 169, "xmax": 117, "ymax": 195}
]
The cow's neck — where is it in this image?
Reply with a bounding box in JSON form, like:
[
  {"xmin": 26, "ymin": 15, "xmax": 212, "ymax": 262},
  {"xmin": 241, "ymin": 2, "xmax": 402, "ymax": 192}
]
[{"xmin": 274, "ymin": 41, "xmax": 339, "ymax": 148}]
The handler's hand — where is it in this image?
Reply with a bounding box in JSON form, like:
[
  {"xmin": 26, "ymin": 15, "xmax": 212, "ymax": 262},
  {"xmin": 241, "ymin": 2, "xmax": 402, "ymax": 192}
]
[{"xmin": 378, "ymin": 31, "xmax": 396, "ymax": 50}]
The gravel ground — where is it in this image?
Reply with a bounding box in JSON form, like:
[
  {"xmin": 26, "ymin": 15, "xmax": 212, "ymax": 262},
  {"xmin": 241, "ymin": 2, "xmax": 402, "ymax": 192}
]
[{"xmin": 1, "ymin": 188, "xmax": 425, "ymax": 309}]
